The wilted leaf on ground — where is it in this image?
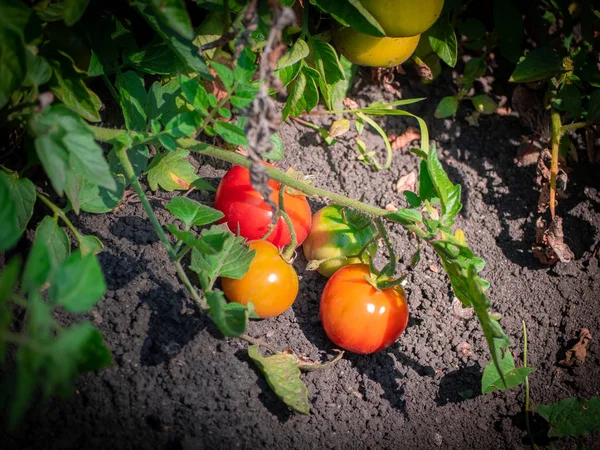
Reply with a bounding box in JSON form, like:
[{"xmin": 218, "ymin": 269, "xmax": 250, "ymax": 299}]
[
  {"xmin": 533, "ymin": 216, "xmax": 574, "ymax": 265},
  {"xmin": 390, "ymin": 127, "xmax": 421, "ymax": 150},
  {"xmin": 396, "ymin": 171, "xmax": 417, "ymax": 193},
  {"xmin": 248, "ymin": 345, "xmax": 310, "ymax": 415},
  {"xmin": 559, "ymin": 328, "xmax": 592, "ymax": 368}
]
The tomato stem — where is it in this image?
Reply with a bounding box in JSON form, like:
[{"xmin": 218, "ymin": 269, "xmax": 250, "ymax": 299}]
[
  {"xmin": 279, "ymin": 185, "xmax": 297, "ymax": 260},
  {"xmin": 549, "ymin": 109, "xmax": 561, "ymax": 219},
  {"xmin": 375, "ymin": 219, "xmax": 396, "ymax": 280}
]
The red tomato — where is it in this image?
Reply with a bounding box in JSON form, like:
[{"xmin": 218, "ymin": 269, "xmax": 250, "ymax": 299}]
[
  {"xmin": 320, "ymin": 264, "xmax": 409, "ymax": 354},
  {"xmin": 221, "ymin": 240, "xmax": 298, "ymax": 318},
  {"xmin": 214, "ymin": 165, "xmax": 311, "ymax": 248}
]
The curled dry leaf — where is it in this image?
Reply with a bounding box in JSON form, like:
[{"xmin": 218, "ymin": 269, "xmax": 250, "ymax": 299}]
[
  {"xmin": 385, "ymin": 202, "xmax": 398, "ymax": 212},
  {"xmin": 559, "ymin": 328, "xmax": 592, "ymax": 367},
  {"xmin": 496, "ymin": 106, "xmax": 512, "ymax": 116},
  {"xmin": 396, "ymin": 171, "xmax": 417, "ymax": 193},
  {"xmin": 533, "ymin": 215, "xmax": 575, "ymax": 265},
  {"xmin": 343, "ymin": 97, "xmax": 359, "ymax": 110},
  {"xmin": 452, "ymin": 297, "xmax": 474, "ymax": 319},
  {"xmin": 329, "ymin": 118, "xmax": 350, "ymax": 138},
  {"xmin": 390, "ymin": 127, "xmax": 421, "ymax": 150},
  {"xmin": 429, "ymin": 265, "xmax": 439, "ymax": 273}
]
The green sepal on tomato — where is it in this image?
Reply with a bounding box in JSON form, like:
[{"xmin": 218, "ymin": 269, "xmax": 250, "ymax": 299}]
[
  {"xmin": 303, "ymin": 205, "xmax": 378, "ymax": 277},
  {"xmin": 214, "ymin": 165, "xmax": 311, "ymax": 249},
  {"xmin": 222, "ymin": 240, "xmax": 298, "ymax": 319},
  {"xmin": 320, "ymin": 264, "xmax": 409, "ymax": 354}
]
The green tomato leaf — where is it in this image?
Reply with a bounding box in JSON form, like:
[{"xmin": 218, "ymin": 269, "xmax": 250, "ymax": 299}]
[
  {"xmin": 133, "ymin": 1, "xmax": 211, "ymax": 80},
  {"xmin": 264, "ymin": 133, "xmax": 285, "ymax": 161},
  {"xmin": 493, "ymin": 0, "xmax": 523, "ymax": 62},
  {"xmin": 78, "ymin": 173, "xmax": 126, "ymax": 214},
  {"xmin": 428, "ymin": 18, "xmax": 458, "ymax": 68},
  {"xmin": 22, "ymin": 216, "xmax": 71, "ymax": 291},
  {"xmin": 330, "ymin": 55, "xmax": 357, "ymax": 111},
  {"xmin": 47, "ymin": 50, "xmax": 102, "ymax": 122},
  {"xmin": 248, "ymin": 345, "xmax": 310, "ymax": 415},
  {"xmin": 210, "ymin": 62, "xmax": 234, "ymax": 92},
  {"xmin": 164, "ymin": 111, "xmax": 202, "ymax": 138},
  {"xmin": 552, "ymin": 84, "xmax": 581, "ymax": 119},
  {"xmin": 115, "ymin": 71, "xmax": 148, "ymax": 131},
  {"xmin": 205, "ymin": 290, "xmax": 249, "ymax": 337},
  {"xmin": 167, "ymin": 225, "xmax": 225, "ymax": 254},
  {"xmin": 0, "ymin": 28, "xmax": 27, "ymax": 109},
  {"xmin": 23, "ymin": 50, "xmax": 52, "ymax": 87},
  {"xmin": 166, "ymin": 196, "xmax": 223, "ymax": 228},
  {"xmin": 146, "ymin": 79, "xmax": 191, "ymax": 124},
  {"xmin": 63, "ymin": 0, "xmax": 90, "ymax": 26},
  {"xmin": 481, "ymin": 351, "xmax": 535, "ymax": 393},
  {"xmin": 30, "ymin": 105, "xmax": 116, "ymax": 211},
  {"xmin": 403, "ymin": 191, "xmax": 422, "ymax": 208},
  {"xmin": 79, "ymin": 235, "xmax": 103, "ymax": 256},
  {"xmin": 49, "ymin": 252, "xmax": 106, "ymax": 313},
  {"xmin": 145, "ymin": 148, "xmax": 204, "ymax": 191},
  {"xmin": 509, "ymin": 48, "xmax": 564, "ymax": 83},
  {"xmin": 427, "ymin": 146, "xmax": 462, "ymax": 225},
  {"xmin": 0, "ymin": 172, "xmax": 35, "ymax": 249},
  {"xmin": 282, "ymin": 66, "xmax": 319, "ymax": 120},
  {"xmin": 277, "ymin": 61, "xmax": 302, "ymax": 87},
  {"xmin": 276, "ymin": 39, "xmax": 310, "ymax": 71},
  {"xmin": 471, "ymin": 95, "xmax": 497, "ymax": 115},
  {"xmin": 149, "ymin": 0, "xmax": 193, "ymax": 40},
  {"xmin": 214, "ymin": 120, "xmax": 248, "ymax": 146},
  {"xmin": 189, "ymin": 226, "xmax": 256, "ymax": 291},
  {"xmin": 179, "ymin": 74, "xmax": 210, "ymax": 115},
  {"xmin": 108, "ymin": 145, "xmax": 149, "ymax": 186},
  {"xmin": 537, "ymin": 397, "xmax": 600, "ymax": 438},
  {"xmin": 309, "ymin": 0, "xmax": 385, "ymax": 37},
  {"xmin": 434, "ymin": 96, "xmax": 459, "ymax": 118},
  {"xmin": 386, "ymin": 208, "xmax": 423, "ymax": 225},
  {"xmin": 124, "ymin": 38, "xmax": 183, "ymax": 75},
  {"xmin": 309, "ymin": 37, "xmax": 345, "ymax": 86}
]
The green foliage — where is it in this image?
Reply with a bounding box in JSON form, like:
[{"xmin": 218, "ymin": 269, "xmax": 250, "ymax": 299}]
[
  {"xmin": 481, "ymin": 352, "xmax": 535, "ymax": 394},
  {"xmin": 537, "ymin": 397, "xmax": 600, "ymax": 438},
  {"xmin": 166, "ymin": 197, "xmax": 224, "ymax": 229},
  {"xmin": 248, "ymin": 345, "xmax": 310, "ymax": 415}
]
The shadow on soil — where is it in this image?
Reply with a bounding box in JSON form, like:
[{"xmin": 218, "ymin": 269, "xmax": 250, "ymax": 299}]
[{"xmin": 436, "ymin": 364, "xmax": 482, "ymax": 406}]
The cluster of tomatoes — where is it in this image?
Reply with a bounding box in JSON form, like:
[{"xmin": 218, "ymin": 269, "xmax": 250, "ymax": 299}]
[
  {"xmin": 214, "ymin": 165, "xmax": 409, "ymax": 354},
  {"xmin": 332, "ymin": 0, "xmax": 444, "ymax": 68}
]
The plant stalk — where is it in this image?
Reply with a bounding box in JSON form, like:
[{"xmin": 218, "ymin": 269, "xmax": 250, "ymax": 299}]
[
  {"xmin": 549, "ymin": 109, "xmax": 562, "ymax": 219},
  {"xmin": 91, "ymin": 126, "xmax": 393, "ymax": 217},
  {"xmin": 36, "ymin": 193, "xmax": 82, "ymax": 242},
  {"xmin": 279, "ymin": 186, "xmax": 297, "ymax": 260}
]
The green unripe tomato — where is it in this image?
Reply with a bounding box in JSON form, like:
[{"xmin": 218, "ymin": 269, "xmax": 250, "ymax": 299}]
[{"xmin": 302, "ymin": 205, "xmax": 378, "ymax": 277}]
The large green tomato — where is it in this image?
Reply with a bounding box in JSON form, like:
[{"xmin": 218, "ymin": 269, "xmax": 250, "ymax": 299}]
[
  {"xmin": 361, "ymin": 0, "xmax": 445, "ymax": 37},
  {"xmin": 302, "ymin": 205, "xmax": 378, "ymax": 277}
]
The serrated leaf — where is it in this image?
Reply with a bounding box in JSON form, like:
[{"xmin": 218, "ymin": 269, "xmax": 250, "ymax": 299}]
[
  {"xmin": 49, "ymin": 252, "xmax": 106, "ymax": 313},
  {"xmin": 22, "ymin": 216, "xmax": 70, "ymax": 291},
  {"xmin": 166, "ymin": 196, "xmax": 223, "ymax": 228},
  {"xmin": 386, "ymin": 208, "xmax": 423, "ymax": 224},
  {"xmin": 276, "ymin": 39, "xmax": 310, "ymax": 70},
  {"xmin": 149, "ymin": 0, "xmax": 193, "ymax": 40},
  {"xmin": 133, "ymin": 1, "xmax": 211, "ymax": 79},
  {"xmin": 248, "ymin": 345, "xmax": 310, "ymax": 415},
  {"xmin": 471, "ymin": 95, "xmax": 497, "ymax": 115},
  {"xmin": 205, "ymin": 290, "xmax": 249, "ymax": 337},
  {"xmin": 164, "ymin": 111, "xmax": 202, "ymax": 138},
  {"xmin": 481, "ymin": 351, "xmax": 535, "ymax": 393},
  {"xmin": 167, "ymin": 225, "xmax": 224, "ymax": 254},
  {"xmin": 30, "ymin": 105, "xmax": 116, "ymax": 211},
  {"xmin": 146, "ymin": 79, "xmax": 191, "ymax": 124},
  {"xmin": 115, "ymin": 71, "xmax": 148, "ymax": 131},
  {"xmin": 78, "ymin": 173, "xmax": 126, "ymax": 214},
  {"xmin": 211, "ymin": 62, "xmax": 234, "ymax": 92},
  {"xmin": 309, "ymin": 0, "xmax": 385, "ymax": 37},
  {"xmin": 189, "ymin": 226, "xmax": 255, "ymax": 290},
  {"xmin": 428, "ymin": 18, "xmax": 458, "ymax": 67},
  {"xmin": 509, "ymin": 48, "xmax": 563, "ymax": 83},
  {"xmin": 537, "ymin": 397, "xmax": 600, "ymax": 437},
  {"xmin": 309, "ymin": 38, "xmax": 345, "ymax": 86},
  {"xmin": 434, "ymin": 96, "xmax": 459, "ymax": 118},
  {"xmin": 146, "ymin": 148, "xmax": 203, "ymax": 191},
  {"xmin": 214, "ymin": 121, "xmax": 248, "ymax": 146},
  {"xmin": 0, "ymin": 172, "xmax": 35, "ymax": 247},
  {"xmin": 179, "ymin": 74, "xmax": 209, "ymax": 115},
  {"xmin": 427, "ymin": 146, "xmax": 462, "ymax": 225},
  {"xmin": 282, "ymin": 66, "xmax": 319, "ymax": 120}
]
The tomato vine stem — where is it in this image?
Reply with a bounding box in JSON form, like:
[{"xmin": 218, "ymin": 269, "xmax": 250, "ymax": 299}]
[{"xmin": 278, "ymin": 185, "xmax": 297, "ymax": 260}]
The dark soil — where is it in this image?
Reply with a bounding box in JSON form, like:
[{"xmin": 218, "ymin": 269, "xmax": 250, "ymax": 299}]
[{"xmin": 3, "ymin": 69, "xmax": 600, "ymax": 450}]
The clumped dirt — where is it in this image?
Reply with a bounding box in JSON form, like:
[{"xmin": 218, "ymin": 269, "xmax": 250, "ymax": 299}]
[{"xmin": 2, "ymin": 69, "xmax": 600, "ymax": 449}]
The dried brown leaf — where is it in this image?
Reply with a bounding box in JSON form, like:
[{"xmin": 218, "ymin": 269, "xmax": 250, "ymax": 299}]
[
  {"xmin": 452, "ymin": 297, "xmax": 474, "ymax": 319},
  {"xmin": 390, "ymin": 127, "xmax": 421, "ymax": 150},
  {"xmin": 385, "ymin": 202, "xmax": 398, "ymax": 211},
  {"xmin": 343, "ymin": 98, "xmax": 359, "ymax": 110},
  {"xmin": 559, "ymin": 328, "xmax": 592, "ymax": 367},
  {"xmin": 396, "ymin": 171, "xmax": 417, "ymax": 193},
  {"xmin": 533, "ymin": 215, "xmax": 575, "ymax": 265}
]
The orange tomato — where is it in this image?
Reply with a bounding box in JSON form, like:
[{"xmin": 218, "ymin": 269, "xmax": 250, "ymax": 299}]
[{"xmin": 221, "ymin": 240, "xmax": 298, "ymax": 318}]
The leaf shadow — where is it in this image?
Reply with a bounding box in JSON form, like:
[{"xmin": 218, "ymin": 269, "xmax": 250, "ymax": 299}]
[{"xmin": 436, "ymin": 363, "xmax": 482, "ymax": 406}]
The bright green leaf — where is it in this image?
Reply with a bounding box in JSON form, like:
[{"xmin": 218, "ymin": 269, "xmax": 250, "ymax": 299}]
[
  {"xmin": 428, "ymin": 18, "xmax": 458, "ymax": 67},
  {"xmin": 167, "ymin": 226, "xmax": 225, "ymax": 254},
  {"xmin": 179, "ymin": 74, "xmax": 210, "ymax": 115},
  {"xmin": 166, "ymin": 196, "xmax": 223, "ymax": 228},
  {"xmin": 434, "ymin": 96, "xmax": 459, "ymax": 118},
  {"xmin": 276, "ymin": 39, "xmax": 310, "ymax": 70},
  {"xmin": 79, "ymin": 235, "xmax": 103, "ymax": 256},
  {"xmin": 481, "ymin": 351, "xmax": 535, "ymax": 393},
  {"xmin": 214, "ymin": 120, "xmax": 247, "ymax": 146},
  {"xmin": 145, "ymin": 148, "xmax": 203, "ymax": 191},
  {"xmin": 78, "ymin": 173, "xmax": 126, "ymax": 214},
  {"xmin": 471, "ymin": 95, "xmax": 497, "ymax": 115},
  {"xmin": 115, "ymin": 71, "xmax": 148, "ymax": 131},
  {"xmin": 205, "ymin": 290, "xmax": 249, "ymax": 337},
  {"xmin": 164, "ymin": 111, "xmax": 201, "ymax": 138}
]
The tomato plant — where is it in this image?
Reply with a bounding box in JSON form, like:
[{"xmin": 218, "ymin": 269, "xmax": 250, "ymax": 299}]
[
  {"xmin": 214, "ymin": 165, "xmax": 311, "ymax": 248},
  {"xmin": 320, "ymin": 264, "xmax": 409, "ymax": 354},
  {"xmin": 303, "ymin": 205, "xmax": 378, "ymax": 277},
  {"xmin": 221, "ymin": 240, "xmax": 298, "ymax": 319}
]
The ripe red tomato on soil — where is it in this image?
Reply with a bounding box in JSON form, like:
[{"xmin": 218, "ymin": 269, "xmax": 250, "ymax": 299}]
[
  {"xmin": 214, "ymin": 165, "xmax": 311, "ymax": 248},
  {"xmin": 221, "ymin": 240, "xmax": 299, "ymax": 318},
  {"xmin": 320, "ymin": 264, "xmax": 409, "ymax": 354}
]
